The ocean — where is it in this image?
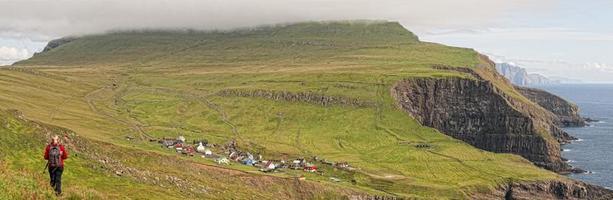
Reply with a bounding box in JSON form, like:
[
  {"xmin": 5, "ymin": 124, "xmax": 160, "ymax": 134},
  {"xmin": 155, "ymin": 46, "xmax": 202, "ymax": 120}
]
[{"xmin": 536, "ymin": 84, "xmax": 613, "ymax": 189}]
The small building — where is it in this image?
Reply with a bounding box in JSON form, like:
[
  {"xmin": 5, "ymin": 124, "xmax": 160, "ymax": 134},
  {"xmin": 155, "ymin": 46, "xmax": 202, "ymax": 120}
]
[
  {"xmin": 290, "ymin": 159, "xmax": 306, "ymax": 170},
  {"xmin": 246, "ymin": 152, "xmax": 254, "ymax": 160},
  {"xmin": 183, "ymin": 146, "xmax": 195, "ymax": 156},
  {"xmin": 260, "ymin": 161, "xmax": 276, "ymax": 172},
  {"xmin": 304, "ymin": 163, "xmax": 317, "ymax": 172},
  {"xmin": 242, "ymin": 158, "xmax": 255, "ymax": 166},
  {"xmin": 177, "ymin": 136, "xmax": 186, "ymax": 143},
  {"xmin": 336, "ymin": 162, "xmax": 350, "ymax": 169},
  {"xmin": 204, "ymin": 149, "xmax": 213, "ymax": 156},
  {"xmin": 196, "ymin": 142, "xmax": 206, "ymax": 153},
  {"xmin": 160, "ymin": 139, "xmax": 176, "ymax": 148},
  {"xmin": 229, "ymin": 151, "xmax": 237, "ymax": 159},
  {"xmin": 216, "ymin": 157, "xmax": 230, "ymax": 165},
  {"xmin": 205, "ymin": 151, "xmax": 219, "ymax": 159},
  {"xmin": 192, "ymin": 139, "xmax": 208, "ymax": 146}
]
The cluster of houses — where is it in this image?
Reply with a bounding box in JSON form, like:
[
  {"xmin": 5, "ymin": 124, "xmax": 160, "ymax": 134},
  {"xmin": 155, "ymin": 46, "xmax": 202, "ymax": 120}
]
[
  {"xmin": 159, "ymin": 136, "xmax": 214, "ymax": 157},
  {"xmin": 156, "ymin": 136, "xmax": 354, "ymax": 175}
]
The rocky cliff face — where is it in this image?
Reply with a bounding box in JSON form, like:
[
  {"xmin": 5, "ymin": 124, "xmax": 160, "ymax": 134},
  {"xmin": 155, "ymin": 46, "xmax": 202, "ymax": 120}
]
[
  {"xmin": 392, "ymin": 77, "xmax": 568, "ymax": 171},
  {"xmin": 218, "ymin": 89, "xmax": 374, "ymax": 107},
  {"xmin": 515, "ymin": 86, "xmax": 585, "ymax": 127},
  {"xmin": 41, "ymin": 37, "xmax": 76, "ymax": 52},
  {"xmin": 472, "ymin": 179, "xmax": 613, "ymax": 200}
]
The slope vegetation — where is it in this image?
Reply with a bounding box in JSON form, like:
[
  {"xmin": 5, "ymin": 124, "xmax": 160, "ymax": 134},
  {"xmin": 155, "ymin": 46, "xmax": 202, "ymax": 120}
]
[{"xmin": 2, "ymin": 21, "xmax": 607, "ymax": 199}]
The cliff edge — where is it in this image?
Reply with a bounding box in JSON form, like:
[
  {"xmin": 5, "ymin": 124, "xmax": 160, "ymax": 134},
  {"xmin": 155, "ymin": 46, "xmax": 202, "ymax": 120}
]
[
  {"xmin": 391, "ymin": 56, "xmax": 573, "ymax": 172},
  {"xmin": 515, "ymin": 86, "xmax": 586, "ymax": 127},
  {"xmin": 472, "ymin": 179, "xmax": 613, "ymax": 200}
]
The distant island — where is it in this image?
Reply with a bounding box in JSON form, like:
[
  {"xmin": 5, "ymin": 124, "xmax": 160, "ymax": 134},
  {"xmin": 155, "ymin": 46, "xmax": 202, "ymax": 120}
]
[{"xmin": 495, "ymin": 62, "xmax": 558, "ymax": 85}]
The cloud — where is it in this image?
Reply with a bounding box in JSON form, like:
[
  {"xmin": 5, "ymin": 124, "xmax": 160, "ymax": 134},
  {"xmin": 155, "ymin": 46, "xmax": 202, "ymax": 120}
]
[
  {"xmin": 424, "ymin": 27, "xmax": 613, "ymax": 42},
  {"xmin": 583, "ymin": 62, "xmax": 613, "ymax": 73},
  {"xmin": 0, "ymin": 46, "xmax": 30, "ymax": 65},
  {"xmin": 0, "ymin": 0, "xmax": 551, "ymax": 39},
  {"xmin": 486, "ymin": 53, "xmax": 613, "ymax": 83}
]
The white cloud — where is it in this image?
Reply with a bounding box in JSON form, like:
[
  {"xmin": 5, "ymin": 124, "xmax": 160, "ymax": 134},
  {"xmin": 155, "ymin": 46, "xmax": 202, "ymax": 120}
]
[
  {"xmin": 422, "ymin": 27, "xmax": 613, "ymax": 43},
  {"xmin": 583, "ymin": 62, "xmax": 613, "ymax": 73},
  {"xmin": 0, "ymin": 0, "xmax": 552, "ymax": 39},
  {"xmin": 486, "ymin": 53, "xmax": 613, "ymax": 83},
  {"xmin": 0, "ymin": 46, "xmax": 31, "ymax": 65}
]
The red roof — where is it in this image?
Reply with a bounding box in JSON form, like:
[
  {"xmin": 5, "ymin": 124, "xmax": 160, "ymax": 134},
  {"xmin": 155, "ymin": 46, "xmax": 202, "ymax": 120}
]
[{"xmin": 304, "ymin": 166, "xmax": 317, "ymax": 170}]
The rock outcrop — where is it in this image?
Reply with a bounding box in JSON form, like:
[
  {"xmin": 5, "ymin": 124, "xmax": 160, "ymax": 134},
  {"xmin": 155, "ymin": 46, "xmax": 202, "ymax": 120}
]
[
  {"xmin": 41, "ymin": 37, "xmax": 76, "ymax": 52},
  {"xmin": 218, "ymin": 89, "xmax": 375, "ymax": 107},
  {"xmin": 515, "ymin": 86, "xmax": 585, "ymax": 127},
  {"xmin": 392, "ymin": 77, "xmax": 568, "ymax": 171},
  {"xmin": 472, "ymin": 179, "xmax": 613, "ymax": 200}
]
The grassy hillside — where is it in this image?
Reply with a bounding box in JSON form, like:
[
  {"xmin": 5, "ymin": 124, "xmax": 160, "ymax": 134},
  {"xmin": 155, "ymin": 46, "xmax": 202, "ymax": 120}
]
[{"xmin": 1, "ymin": 21, "xmax": 563, "ymax": 199}]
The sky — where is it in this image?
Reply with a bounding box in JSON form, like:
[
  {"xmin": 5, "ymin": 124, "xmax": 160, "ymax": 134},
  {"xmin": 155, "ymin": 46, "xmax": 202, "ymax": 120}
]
[{"xmin": 1, "ymin": 0, "xmax": 612, "ymax": 82}]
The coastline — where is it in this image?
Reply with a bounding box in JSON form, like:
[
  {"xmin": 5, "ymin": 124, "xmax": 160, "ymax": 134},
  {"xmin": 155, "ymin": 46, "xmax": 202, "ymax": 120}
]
[{"xmin": 537, "ymin": 84, "xmax": 613, "ymax": 189}]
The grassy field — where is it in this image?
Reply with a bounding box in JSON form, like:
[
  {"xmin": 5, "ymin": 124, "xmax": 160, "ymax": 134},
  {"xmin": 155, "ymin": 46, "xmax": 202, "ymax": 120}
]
[{"xmin": 0, "ymin": 21, "xmax": 563, "ymax": 199}]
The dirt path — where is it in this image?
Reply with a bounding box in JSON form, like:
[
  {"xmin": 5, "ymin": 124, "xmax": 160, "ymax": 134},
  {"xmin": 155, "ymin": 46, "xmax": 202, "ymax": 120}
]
[
  {"xmin": 49, "ymin": 97, "xmax": 72, "ymax": 122},
  {"xmin": 425, "ymin": 150, "xmax": 500, "ymax": 180},
  {"xmin": 146, "ymin": 87, "xmax": 242, "ymax": 139},
  {"xmin": 294, "ymin": 129, "xmax": 313, "ymax": 155},
  {"xmin": 200, "ymin": 96, "xmax": 240, "ymax": 138},
  {"xmin": 83, "ymin": 80, "xmax": 154, "ymax": 140}
]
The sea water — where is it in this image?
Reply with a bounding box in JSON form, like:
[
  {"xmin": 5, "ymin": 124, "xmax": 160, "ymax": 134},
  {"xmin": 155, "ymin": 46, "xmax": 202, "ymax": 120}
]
[{"xmin": 536, "ymin": 84, "xmax": 613, "ymax": 189}]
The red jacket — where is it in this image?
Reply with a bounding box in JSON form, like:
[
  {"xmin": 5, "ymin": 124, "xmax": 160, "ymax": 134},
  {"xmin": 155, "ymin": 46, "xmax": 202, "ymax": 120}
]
[{"xmin": 44, "ymin": 144, "xmax": 68, "ymax": 167}]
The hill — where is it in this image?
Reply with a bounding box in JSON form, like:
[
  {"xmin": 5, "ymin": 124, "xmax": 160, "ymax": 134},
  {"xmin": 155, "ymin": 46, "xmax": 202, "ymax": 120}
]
[{"xmin": 2, "ymin": 21, "xmax": 610, "ymax": 199}]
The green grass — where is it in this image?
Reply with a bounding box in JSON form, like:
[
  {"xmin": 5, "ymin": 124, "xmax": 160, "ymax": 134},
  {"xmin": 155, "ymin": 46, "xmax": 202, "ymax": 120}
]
[
  {"xmin": 0, "ymin": 21, "xmax": 566, "ymax": 199},
  {"xmin": 0, "ymin": 110, "xmax": 177, "ymax": 199},
  {"xmin": 0, "ymin": 109, "xmax": 367, "ymax": 199}
]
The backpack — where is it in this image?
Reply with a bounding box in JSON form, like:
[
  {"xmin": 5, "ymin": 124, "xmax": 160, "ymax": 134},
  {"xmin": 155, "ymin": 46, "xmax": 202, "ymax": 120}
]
[{"xmin": 48, "ymin": 145, "xmax": 61, "ymax": 167}]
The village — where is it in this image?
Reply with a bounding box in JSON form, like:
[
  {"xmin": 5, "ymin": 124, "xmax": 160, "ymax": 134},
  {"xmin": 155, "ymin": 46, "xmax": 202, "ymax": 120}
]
[{"xmin": 153, "ymin": 136, "xmax": 356, "ymax": 182}]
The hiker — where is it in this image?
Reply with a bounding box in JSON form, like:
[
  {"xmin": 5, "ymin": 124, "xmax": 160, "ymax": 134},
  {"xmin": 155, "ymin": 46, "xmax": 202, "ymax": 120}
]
[{"xmin": 44, "ymin": 135, "xmax": 68, "ymax": 196}]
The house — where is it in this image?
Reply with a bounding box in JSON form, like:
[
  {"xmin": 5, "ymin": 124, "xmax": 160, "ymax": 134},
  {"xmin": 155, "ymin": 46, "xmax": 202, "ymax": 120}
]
[
  {"xmin": 304, "ymin": 163, "xmax": 317, "ymax": 172},
  {"xmin": 216, "ymin": 157, "xmax": 230, "ymax": 165},
  {"xmin": 183, "ymin": 146, "xmax": 195, "ymax": 156},
  {"xmin": 196, "ymin": 142, "xmax": 206, "ymax": 153},
  {"xmin": 160, "ymin": 139, "xmax": 176, "ymax": 148},
  {"xmin": 192, "ymin": 139, "xmax": 208, "ymax": 146},
  {"xmin": 204, "ymin": 149, "xmax": 213, "ymax": 156},
  {"xmin": 177, "ymin": 136, "xmax": 186, "ymax": 143},
  {"xmin": 242, "ymin": 158, "xmax": 255, "ymax": 166},
  {"xmin": 226, "ymin": 139, "xmax": 238, "ymax": 152},
  {"xmin": 259, "ymin": 161, "xmax": 276, "ymax": 172},
  {"xmin": 290, "ymin": 159, "xmax": 306, "ymax": 170},
  {"xmin": 278, "ymin": 160, "xmax": 287, "ymax": 168},
  {"xmin": 204, "ymin": 151, "xmax": 219, "ymax": 159},
  {"xmin": 264, "ymin": 161, "xmax": 276, "ymax": 170},
  {"xmin": 229, "ymin": 151, "xmax": 243, "ymax": 161},
  {"xmin": 312, "ymin": 156, "xmax": 320, "ymax": 161},
  {"xmin": 336, "ymin": 162, "xmax": 350, "ymax": 169}
]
